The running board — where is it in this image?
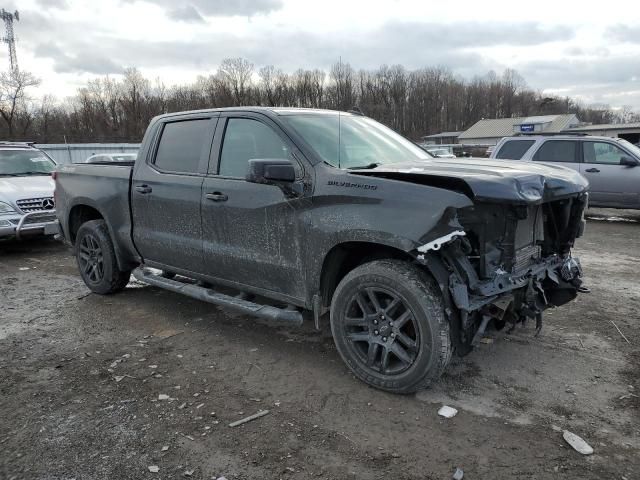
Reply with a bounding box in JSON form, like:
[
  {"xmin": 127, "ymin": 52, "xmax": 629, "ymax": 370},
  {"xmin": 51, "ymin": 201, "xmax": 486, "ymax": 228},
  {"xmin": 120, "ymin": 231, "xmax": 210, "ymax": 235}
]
[{"xmin": 132, "ymin": 268, "xmax": 304, "ymax": 326}]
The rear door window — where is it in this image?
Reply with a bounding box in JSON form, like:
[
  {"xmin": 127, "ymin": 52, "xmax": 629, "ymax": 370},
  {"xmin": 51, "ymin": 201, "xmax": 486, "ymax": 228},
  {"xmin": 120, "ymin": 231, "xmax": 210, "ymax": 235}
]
[
  {"xmin": 495, "ymin": 140, "xmax": 535, "ymax": 160},
  {"xmin": 154, "ymin": 119, "xmax": 211, "ymax": 174},
  {"xmin": 583, "ymin": 141, "xmax": 629, "ymax": 165},
  {"xmin": 532, "ymin": 140, "xmax": 577, "ymax": 163}
]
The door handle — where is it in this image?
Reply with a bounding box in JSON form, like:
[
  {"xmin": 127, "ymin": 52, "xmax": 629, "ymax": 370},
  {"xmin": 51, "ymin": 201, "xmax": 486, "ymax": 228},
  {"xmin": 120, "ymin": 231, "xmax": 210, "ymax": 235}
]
[
  {"xmin": 585, "ymin": 168, "xmax": 600, "ymax": 173},
  {"xmin": 206, "ymin": 192, "xmax": 228, "ymax": 202},
  {"xmin": 135, "ymin": 184, "xmax": 152, "ymax": 194}
]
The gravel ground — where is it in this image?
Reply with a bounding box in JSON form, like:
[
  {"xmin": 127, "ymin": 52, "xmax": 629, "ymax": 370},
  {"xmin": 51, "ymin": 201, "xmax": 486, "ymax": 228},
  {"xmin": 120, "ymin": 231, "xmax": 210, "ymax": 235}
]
[{"xmin": 0, "ymin": 208, "xmax": 638, "ymax": 480}]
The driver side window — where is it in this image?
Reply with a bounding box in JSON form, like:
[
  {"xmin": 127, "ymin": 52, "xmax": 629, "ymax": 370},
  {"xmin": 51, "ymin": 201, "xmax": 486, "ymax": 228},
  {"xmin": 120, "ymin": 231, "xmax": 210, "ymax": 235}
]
[
  {"xmin": 218, "ymin": 118, "xmax": 291, "ymax": 177},
  {"xmin": 583, "ymin": 141, "xmax": 628, "ymax": 165}
]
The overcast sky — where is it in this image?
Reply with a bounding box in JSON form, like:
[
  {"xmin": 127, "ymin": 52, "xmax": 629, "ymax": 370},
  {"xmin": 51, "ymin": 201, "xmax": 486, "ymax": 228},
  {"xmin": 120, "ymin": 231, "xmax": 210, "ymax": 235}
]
[{"xmin": 4, "ymin": 0, "xmax": 640, "ymax": 109}]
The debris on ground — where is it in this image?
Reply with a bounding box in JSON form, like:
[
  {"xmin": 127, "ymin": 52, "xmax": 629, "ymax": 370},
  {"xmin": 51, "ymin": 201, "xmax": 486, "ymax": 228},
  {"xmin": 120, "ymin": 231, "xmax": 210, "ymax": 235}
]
[
  {"xmin": 610, "ymin": 320, "xmax": 631, "ymax": 344},
  {"xmin": 479, "ymin": 337, "xmax": 493, "ymax": 344},
  {"xmin": 158, "ymin": 394, "xmax": 170, "ymax": 401},
  {"xmin": 438, "ymin": 406, "xmax": 458, "ymax": 418},
  {"xmin": 184, "ymin": 469, "xmax": 194, "ymax": 476},
  {"xmin": 453, "ymin": 467, "xmax": 464, "ymax": 480},
  {"xmin": 148, "ymin": 465, "xmax": 159, "ymax": 473},
  {"xmin": 153, "ymin": 328, "xmax": 184, "ymax": 339},
  {"xmin": 563, "ymin": 430, "xmax": 594, "ymax": 455},
  {"xmin": 228, "ymin": 409, "xmax": 270, "ymax": 427},
  {"xmin": 161, "ymin": 445, "xmax": 169, "ymax": 451}
]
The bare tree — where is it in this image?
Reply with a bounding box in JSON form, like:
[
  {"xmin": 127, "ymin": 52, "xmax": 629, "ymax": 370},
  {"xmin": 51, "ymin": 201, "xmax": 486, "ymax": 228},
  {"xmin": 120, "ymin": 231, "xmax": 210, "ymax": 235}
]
[
  {"xmin": 0, "ymin": 58, "xmax": 634, "ymax": 142},
  {"xmin": 219, "ymin": 58, "xmax": 254, "ymax": 105},
  {"xmin": 0, "ymin": 70, "xmax": 40, "ymax": 136}
]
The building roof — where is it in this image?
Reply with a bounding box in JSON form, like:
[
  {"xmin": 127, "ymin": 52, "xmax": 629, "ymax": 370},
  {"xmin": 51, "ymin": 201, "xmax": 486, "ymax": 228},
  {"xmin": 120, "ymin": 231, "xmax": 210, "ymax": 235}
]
[
  {"xmin": 458, "ymin": 114, "xmax": 579, "ymax": 139},
  {"xmin": 566, "ymin": 122, "xmax": 640, "ymax": 132},
  {"xmin": 422, "ymin": 131, "xmax": 462, "ymax": 139}
]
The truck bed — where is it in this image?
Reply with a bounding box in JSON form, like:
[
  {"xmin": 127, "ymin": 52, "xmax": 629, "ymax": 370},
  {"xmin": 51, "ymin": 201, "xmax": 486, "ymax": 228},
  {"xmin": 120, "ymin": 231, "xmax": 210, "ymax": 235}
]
[{"xmin": 55, "ymin": 163, "xmax": 137, "ymax": 267}]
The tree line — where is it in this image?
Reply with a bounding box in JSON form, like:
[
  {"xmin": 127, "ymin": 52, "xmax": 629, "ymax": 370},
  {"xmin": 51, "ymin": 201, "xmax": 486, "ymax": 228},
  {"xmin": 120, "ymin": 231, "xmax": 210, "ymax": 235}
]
[{"xmin": 1, "ymin": 58, "xmax": 638, "ymax": 144}]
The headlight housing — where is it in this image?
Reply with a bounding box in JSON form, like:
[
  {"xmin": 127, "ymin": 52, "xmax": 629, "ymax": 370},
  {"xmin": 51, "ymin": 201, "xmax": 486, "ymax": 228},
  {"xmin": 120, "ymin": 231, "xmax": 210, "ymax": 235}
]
[{"xmin": 0, "ymin": 201, "xmax": 17, "ymax": 215}]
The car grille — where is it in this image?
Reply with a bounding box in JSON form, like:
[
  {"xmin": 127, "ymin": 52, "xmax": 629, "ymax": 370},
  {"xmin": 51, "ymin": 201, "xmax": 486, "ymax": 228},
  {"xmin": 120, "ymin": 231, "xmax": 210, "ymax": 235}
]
[
  {"xmin": 22, "ymin": 212, "xmax": 57, "ymax": 224},
  {"xmin": 16, "ymin": 197, "xmax": 55, "ymax": 213}
]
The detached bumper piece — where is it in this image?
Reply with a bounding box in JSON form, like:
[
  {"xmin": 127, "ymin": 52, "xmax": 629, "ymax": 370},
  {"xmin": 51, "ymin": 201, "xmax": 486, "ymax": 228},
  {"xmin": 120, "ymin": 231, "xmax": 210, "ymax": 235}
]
[{"xmin": 133, "ymin": 268, "xmax": 304, "ymax": 326}]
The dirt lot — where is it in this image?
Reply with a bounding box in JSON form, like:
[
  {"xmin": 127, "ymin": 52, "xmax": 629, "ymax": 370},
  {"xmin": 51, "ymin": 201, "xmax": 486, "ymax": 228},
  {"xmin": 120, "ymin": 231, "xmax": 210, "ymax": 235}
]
[{"xmin": 1, "ymin": 208, "xmax": 638, "ymax": 480}]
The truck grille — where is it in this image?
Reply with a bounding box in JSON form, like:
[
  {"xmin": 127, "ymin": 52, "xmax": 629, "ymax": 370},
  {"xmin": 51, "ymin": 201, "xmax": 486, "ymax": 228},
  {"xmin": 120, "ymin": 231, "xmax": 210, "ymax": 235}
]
[
  {"xmin": 513, "ymin": 244, "xmax": 541, "ymax": 272},
  {"xmin": 16, "ymin": 197, "xmax": 55, "ymax": 213}
]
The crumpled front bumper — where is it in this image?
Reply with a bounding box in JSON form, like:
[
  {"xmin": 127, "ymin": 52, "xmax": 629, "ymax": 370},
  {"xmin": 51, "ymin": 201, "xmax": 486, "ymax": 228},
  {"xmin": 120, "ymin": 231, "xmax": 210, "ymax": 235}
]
[{"xmin": 0, "ymin": 211, "xmax": 60, "ymax": 240}]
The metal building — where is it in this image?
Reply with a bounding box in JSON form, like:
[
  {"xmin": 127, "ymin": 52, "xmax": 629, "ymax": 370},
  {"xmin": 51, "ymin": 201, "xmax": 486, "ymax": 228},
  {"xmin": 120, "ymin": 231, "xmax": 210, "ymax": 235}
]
[
  {"xmin": 458, "ymin": 114, "xmax": 581, "ymax": 145},
  {"xmin": 420, "ymin": 131, "xmax": 462, "ymax": 145},
  {"xmin": 35, "ymin": 143, "xmax": 141, "ymax": 164},
  {"xmin": 565, "ymin": 122, "xmax": 640, "ymax": 144}
]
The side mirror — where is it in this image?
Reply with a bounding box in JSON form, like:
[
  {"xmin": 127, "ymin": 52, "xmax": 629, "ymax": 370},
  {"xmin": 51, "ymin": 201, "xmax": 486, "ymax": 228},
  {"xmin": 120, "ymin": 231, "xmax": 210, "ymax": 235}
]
[
  {"xmin": 246, "ymin": 159, "xmax": 296, "ymax": 184},
  {"xmin": 620, "ymin": 156, "xmax": 640, "ymax": 167}
]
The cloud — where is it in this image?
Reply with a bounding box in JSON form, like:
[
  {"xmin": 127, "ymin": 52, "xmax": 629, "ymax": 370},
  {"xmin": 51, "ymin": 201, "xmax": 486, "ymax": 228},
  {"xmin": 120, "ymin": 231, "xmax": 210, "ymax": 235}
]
[
  {"xmin": 33, "ymin": 42, "xmax": 123, "ymax": 75},
  {"xmin": 125, "ymin": 0, "xmax": 283, "ymax": 17},
  {"xmin": 22, "ymin": 16, "xmax": 569, "ymax": 75},
  {"xmin": 605, "ymin": 24, "xmax": 640, "ymax": 43},
  {"xmin": 13, "ymin": 7, "xmax": 640, "ymax": 108},
  {"xmin": 168, "ymin": 5, "xmax": 205, "ymax": 23},
  {"xmin": 518, "ymin": 55, "xmax": 640, "ymax": 87},
  {"xmin": 34, "ymin": 0, "xmax": 68, "ymax": 8}
]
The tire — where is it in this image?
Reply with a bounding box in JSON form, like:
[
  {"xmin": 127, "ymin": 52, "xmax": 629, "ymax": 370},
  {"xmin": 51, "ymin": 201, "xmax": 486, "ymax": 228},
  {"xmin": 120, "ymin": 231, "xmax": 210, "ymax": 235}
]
[
  {"xmin": 330, "ymin": 259, "xmax": 451, "ymax": 393},
  {"xmin": 75, "ymin": 219, "xmax": 131, "ymax": 294}
]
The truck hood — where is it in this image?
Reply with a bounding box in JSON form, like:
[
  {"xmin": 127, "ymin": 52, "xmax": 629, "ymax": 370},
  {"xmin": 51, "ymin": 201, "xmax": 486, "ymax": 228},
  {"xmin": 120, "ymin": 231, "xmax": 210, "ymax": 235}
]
[
  {"xmin": 0, "ymin": 175, "xmax": 54, "ymax": 205},
  {"xmin": 350, "ymin": 157, "xmax": 589, "ymax": 204}
]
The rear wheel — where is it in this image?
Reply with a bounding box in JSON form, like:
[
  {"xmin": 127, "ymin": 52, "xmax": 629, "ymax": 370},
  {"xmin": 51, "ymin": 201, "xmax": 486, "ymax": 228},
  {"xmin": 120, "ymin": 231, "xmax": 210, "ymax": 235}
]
[
  {"xmin": 75, "ymin": 220, "xmax": 131, "ymax": 294},
  {"xmin": 330, "ymin": 260, "xmax": 451, "ymax": 393}
]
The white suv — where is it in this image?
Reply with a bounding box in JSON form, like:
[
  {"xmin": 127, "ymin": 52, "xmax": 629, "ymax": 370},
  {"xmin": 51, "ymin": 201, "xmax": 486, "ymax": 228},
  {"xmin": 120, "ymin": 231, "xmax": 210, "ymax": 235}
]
[
  {"xmin": 0, "ymin": 142, "xmax": 59, "ymax": 240},
  {"xmin": 490, "ymin": 135, "xmax": 640, "ymax": 209}
]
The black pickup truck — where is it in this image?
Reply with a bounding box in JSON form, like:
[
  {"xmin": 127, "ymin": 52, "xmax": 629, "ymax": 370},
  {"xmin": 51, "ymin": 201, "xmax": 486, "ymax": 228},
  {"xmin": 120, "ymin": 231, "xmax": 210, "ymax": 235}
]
[{"xmin": 55, "ymin": 107, "xmax": 589, "ymax": 393}]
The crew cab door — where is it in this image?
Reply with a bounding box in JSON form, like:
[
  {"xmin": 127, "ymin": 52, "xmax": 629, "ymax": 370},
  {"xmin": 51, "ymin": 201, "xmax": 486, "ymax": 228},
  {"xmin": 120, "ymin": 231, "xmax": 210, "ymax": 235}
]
[
  {"xmin": 579, "ymin": 140, "xmax": 640, "ymax": 208},
  {"xmin": 201, "ymin": 113, "xmax": 309, "ymax": 301},
  {"xmin": 131, "ymin": 114, "xmax": 217, "ymax": 272}
]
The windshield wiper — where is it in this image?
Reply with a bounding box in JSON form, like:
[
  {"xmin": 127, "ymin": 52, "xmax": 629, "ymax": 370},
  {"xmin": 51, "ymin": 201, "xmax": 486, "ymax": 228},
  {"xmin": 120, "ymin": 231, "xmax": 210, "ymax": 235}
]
[
  {"xmin": 347, "ymin": 162, "xmax": 381, "ymax": 170},
  {"xmin": 0, "ymin": 173, "xmax": 21, "ymax": 176}
]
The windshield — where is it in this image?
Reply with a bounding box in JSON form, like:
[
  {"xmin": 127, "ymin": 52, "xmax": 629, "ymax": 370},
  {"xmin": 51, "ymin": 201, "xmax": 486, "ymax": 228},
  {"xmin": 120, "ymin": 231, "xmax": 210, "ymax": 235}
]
[
  {"xmin": 618, "ymin": 139, "xmax": 640, "ymax": 158},
  {"xmin": 283, "ymin": 113, "xmax": 431, "ymax": 169},
  {"xmin": 0, "ymin": 150, "xmax": 55, "ymax": 176}
]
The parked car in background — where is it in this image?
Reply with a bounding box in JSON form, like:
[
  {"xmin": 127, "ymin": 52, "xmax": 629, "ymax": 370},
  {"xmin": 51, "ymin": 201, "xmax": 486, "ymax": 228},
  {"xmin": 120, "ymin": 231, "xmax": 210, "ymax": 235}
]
[
  {"xmin": 55, "ymin": 107, "xmax": 588, "ymax": 393},
  {"xmin": 425, "ymin": 147, "xmax": 456, "ymax": 158},
  {"xmin": 83, "ymin": 153, "xmax": 138, "ymax": 164},
  {"xmin": 490, "ymin": 135, "xmax": 640, "ymax": 209},
  {"xmin": 0, "ymin": 142, "xmax": 58, "ymax": 240}
]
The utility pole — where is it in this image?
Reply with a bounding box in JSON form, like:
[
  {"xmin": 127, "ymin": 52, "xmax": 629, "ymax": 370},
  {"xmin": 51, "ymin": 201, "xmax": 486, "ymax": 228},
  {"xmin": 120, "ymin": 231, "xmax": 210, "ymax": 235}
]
[{"xmin": 1, "ymin": 8, "xmax": 19, "ymax": 73}]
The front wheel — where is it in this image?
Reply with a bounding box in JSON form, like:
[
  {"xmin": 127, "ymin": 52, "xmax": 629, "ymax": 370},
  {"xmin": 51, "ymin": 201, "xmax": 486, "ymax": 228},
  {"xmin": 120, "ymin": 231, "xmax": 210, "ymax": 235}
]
[
  {"xmin": 330, "ymin": 260, "xmax": 451, "ymax": 393},
  {"xmin": 75, "ymin": 219, "xmax": 131, "ymax": 294}
]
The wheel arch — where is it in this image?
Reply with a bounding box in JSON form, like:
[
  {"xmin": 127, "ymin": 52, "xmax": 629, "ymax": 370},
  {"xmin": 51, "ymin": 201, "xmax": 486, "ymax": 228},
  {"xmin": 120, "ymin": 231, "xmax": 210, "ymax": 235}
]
[
  {"xmin": 66, "ymin": 200, "xmax": 136, "ymax": 272},
  {"xmin": 68, "ymin": 203, "xmax": 104, "ymax": 244},
  {"xmin": 318, "ymin": 241, "xmax": 415, "ymax": 310}
]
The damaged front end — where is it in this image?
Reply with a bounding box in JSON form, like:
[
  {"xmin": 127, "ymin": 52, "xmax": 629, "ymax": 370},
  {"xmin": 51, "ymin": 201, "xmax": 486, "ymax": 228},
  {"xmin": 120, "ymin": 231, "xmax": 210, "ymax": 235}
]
[{"xmin": 415, "ymin": 193, "xmax": 588, "ymax": 354}]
